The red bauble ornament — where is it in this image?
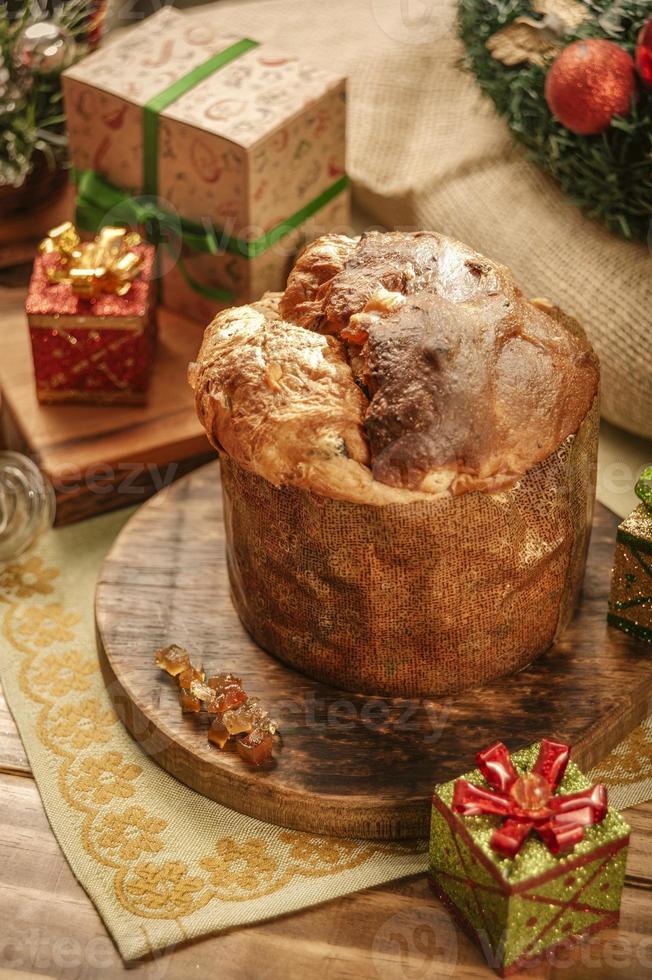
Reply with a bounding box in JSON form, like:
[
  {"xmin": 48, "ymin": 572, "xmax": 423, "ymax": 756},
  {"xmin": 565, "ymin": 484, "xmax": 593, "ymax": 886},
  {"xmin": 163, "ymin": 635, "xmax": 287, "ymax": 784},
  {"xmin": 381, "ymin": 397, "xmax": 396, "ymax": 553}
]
[
  {"xmin": 545, "ymin": 39, "xmax": 636, "ymax": 135},
  {"xmin": 636, "ymin": 18, "xmax": 652, "ymax": 90}
]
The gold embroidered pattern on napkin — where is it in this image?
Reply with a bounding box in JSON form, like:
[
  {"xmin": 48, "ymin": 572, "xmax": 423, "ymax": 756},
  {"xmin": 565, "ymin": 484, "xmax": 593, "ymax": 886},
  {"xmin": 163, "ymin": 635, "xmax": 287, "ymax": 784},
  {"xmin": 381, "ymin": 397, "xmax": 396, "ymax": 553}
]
[{"xmin": 1, "ymin": 555, "xmax": 392, "ymax": 922}]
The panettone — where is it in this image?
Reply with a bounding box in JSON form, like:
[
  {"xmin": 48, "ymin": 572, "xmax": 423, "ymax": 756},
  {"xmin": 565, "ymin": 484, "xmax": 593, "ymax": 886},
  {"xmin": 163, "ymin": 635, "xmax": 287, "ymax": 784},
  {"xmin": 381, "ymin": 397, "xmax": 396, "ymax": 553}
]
[{"xmin": 190, "ymin": 231, "xmax": 599, "ymax": 697}]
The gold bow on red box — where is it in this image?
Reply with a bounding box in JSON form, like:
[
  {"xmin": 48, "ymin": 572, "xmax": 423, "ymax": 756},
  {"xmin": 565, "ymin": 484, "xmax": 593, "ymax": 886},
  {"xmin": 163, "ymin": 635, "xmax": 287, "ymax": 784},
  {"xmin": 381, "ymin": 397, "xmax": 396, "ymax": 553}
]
[{"xmin": 40, "ymin": 221, "xmax": 144, "ymax": 298}]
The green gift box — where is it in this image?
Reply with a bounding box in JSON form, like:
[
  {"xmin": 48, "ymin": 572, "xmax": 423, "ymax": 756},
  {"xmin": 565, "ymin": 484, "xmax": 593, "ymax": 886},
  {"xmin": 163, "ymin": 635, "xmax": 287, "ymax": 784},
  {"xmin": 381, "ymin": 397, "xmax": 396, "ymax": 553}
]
[
  {"xmin": 608, "ymin": 467, "xmax": 652, "ymax": 643},
  {"xmin": 429, "ymin": 740, "xmax": 629, "ymax": 976}
]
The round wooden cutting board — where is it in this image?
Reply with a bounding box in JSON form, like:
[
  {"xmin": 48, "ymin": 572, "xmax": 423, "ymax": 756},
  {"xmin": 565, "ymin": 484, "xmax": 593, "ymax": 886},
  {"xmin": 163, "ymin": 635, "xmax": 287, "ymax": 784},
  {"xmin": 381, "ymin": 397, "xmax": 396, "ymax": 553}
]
[{"xmin": 96, "ymin": 462, "xmax": 652, "ymax": 840}]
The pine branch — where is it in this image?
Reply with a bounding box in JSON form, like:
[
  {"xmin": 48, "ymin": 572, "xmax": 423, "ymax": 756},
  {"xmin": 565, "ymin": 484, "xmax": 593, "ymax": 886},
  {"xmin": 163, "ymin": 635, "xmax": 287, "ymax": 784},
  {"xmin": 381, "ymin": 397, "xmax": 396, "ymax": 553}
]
[{"xmin": 0, "ymin": 0, "xmax": 94, "ymax": 189}]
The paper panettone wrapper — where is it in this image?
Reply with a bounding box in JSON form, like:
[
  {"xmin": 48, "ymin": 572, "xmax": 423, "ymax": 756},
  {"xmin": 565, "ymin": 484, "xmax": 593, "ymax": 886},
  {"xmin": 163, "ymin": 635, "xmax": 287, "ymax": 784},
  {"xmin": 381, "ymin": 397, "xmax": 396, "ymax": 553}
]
[{"xmin": 219, "ymin": 396, "xmax": 599, "ymax": 697}]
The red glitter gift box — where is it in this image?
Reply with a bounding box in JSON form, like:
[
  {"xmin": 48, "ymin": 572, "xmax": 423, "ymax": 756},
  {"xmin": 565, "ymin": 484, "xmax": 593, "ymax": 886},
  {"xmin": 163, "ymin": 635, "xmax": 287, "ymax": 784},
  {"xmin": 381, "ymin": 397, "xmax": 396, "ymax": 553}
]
[{"xmin": 25, "ymin": 228, "xmax": 157, "ymax": 406}]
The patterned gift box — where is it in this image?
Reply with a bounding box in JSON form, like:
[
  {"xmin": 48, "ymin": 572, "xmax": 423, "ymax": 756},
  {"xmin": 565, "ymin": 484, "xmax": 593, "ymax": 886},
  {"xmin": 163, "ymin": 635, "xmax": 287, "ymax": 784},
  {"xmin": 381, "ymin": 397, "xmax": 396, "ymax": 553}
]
[
  {"xmin": 429, "ymin": 741, "xmax": 629, "ymax": 976},
  {"xmin": 26, "ymin": 238, "xmax": 156, "ymax": 406},
  {"xmin": 608, "ymin": 469, "xmax": 652, "ymax": 643},
  {"xmin": 62, "ymin": 7, "xmax": 349, "ymax": 324}
]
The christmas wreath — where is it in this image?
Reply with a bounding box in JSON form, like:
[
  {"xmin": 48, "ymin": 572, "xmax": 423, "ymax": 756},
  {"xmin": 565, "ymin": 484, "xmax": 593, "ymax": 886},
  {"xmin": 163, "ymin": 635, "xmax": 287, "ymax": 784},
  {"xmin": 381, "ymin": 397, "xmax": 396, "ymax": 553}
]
[{"xmin": 457, "ymin": 0, "xmax": 652, "ymax": 241}]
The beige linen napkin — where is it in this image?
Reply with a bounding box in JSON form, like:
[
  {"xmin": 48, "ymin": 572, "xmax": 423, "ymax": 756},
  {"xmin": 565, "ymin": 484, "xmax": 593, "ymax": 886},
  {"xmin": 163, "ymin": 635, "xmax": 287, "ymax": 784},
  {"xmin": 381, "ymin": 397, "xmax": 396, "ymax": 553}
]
[{"xmin": 0, "ymin": 509, "xmax": 425, "ymax": 960}]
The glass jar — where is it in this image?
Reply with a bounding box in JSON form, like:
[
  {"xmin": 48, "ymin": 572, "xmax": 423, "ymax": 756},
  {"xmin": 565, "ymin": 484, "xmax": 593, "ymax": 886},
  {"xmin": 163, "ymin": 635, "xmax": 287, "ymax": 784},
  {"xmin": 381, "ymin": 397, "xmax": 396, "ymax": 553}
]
[{"xmin": 0, "ymin": 451, "xmax": 56, "ymax": 562}]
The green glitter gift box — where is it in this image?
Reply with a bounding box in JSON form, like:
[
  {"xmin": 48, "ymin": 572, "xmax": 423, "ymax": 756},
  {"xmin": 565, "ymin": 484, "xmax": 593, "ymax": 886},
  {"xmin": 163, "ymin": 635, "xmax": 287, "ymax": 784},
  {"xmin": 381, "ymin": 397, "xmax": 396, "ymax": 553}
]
[
  {"xmin": 429, "ymin": 740, "xmax": 629, "ymax": 976},
  {"xmin": 608, "ymin": 467, "xmax": 652, "ymax": 643}
]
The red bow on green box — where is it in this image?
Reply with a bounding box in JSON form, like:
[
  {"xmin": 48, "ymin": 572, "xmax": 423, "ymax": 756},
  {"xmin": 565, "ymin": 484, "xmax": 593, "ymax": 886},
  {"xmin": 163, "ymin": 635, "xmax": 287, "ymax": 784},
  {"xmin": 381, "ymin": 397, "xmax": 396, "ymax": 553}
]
[{"xmin": 452, "ymin": 739, "xmax": 608, "ymax": 858}]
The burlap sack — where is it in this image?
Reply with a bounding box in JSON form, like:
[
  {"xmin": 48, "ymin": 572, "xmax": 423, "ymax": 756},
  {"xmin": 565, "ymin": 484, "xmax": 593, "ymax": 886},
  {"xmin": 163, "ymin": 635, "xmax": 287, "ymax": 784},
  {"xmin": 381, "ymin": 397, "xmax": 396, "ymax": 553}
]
[
  {"xmin": 209, "ymin": 0, "xmax": 651, "ymax": 441},
  {"xmin": 219, "ymin": 397, "xmax": 599, "ymax": 698}
]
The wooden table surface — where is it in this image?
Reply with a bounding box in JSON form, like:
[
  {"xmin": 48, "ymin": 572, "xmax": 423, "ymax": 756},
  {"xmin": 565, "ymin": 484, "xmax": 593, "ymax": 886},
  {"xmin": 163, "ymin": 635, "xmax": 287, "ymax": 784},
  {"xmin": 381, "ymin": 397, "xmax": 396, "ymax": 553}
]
[{"xmin": 1, "ymin": 684, "xmax": 651, "ymax": 980}]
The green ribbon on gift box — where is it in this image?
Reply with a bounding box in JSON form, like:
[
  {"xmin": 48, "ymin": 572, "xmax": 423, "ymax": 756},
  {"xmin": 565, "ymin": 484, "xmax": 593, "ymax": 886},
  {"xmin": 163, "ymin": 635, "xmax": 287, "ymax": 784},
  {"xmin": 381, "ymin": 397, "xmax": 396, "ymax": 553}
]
[
  {"xmin": 73, "ymin": 36, "xmax": 349, "ymax": 303},
  {"xmin": 142, "ymin": 37, "xmax": 260, "ymax": 200},
  {"xmin": 75, "ymin": 169, "xmax": 349, "ymax": 263}
]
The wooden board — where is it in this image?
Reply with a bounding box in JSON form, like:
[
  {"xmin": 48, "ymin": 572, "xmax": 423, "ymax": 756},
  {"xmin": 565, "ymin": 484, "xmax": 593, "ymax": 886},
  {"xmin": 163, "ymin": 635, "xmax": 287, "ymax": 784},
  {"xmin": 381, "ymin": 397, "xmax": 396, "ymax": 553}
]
[
  {"xmin": 0, "ymin": 282, "xmax": 214, "ymax": 525},
  {"xmin": 96, "ymin": 462, "xmax": 652, "ymax": 841}
]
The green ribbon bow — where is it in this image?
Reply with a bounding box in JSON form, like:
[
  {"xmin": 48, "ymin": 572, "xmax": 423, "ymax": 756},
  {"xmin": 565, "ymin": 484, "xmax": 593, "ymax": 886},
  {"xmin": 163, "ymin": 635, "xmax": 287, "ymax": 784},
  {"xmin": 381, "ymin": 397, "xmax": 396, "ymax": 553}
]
[
  {"xmin": 75, "ymin": 168, "xmax": 349, "ymax": 303},
  {"xmin": 75, "ymin": 168, "xmax": 234, "ymax": 303},
  {"xmin": 73, "ymin": 36, "xmax": 349, "ymax": 304}
]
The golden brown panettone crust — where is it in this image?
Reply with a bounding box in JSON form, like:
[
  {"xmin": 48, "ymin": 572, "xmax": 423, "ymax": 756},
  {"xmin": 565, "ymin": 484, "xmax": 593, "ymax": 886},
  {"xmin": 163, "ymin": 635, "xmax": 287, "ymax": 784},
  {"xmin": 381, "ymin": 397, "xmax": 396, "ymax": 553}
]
[
  {"xmin": 278, "ymin": 234, "xmax": 357, "ymax": 333},
  {"xmin": 189, "ymin": 293, "xmax": 374, "ymax": 498},
  {"xmin": 191, "ymin": 232, "xmax": 599, "ymax": 501}
]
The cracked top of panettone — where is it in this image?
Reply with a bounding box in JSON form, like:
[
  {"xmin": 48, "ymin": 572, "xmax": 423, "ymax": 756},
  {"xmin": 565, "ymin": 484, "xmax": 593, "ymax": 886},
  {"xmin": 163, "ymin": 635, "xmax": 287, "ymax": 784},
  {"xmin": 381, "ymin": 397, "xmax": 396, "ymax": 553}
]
[{"xmin": 189, "ymin": 231, "xmax": 599, "ymax": 504}]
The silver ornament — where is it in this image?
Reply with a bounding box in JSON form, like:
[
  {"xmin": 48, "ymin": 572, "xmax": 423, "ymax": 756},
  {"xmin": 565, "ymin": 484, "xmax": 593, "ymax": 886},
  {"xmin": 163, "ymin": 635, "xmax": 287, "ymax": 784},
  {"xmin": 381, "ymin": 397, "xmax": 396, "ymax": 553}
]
[
  {"xmin": 0, "ymin": 50, "xmax": 24, "ymax": 116},
  {"xmin": 13, "ymin": 21, "xmax": 76, "ymax": 76}
]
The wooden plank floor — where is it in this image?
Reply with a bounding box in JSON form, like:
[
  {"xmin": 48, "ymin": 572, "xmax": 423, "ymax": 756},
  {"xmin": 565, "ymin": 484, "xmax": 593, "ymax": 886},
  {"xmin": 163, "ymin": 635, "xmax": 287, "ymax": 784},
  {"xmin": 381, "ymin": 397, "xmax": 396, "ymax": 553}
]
[{"xmin": 1, "ymin": 685, "xmax": 651, "ymax": 980}]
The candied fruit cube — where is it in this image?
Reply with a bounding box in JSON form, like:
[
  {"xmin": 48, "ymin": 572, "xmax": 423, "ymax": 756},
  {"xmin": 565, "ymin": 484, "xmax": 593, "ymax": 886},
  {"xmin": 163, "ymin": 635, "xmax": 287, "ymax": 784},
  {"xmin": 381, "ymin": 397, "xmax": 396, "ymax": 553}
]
[
  {"xmin": 223, "ymin": 702, "xmax": 256, "ymax": 735},
  {"xmin": 215, "ymin": 683, "xmax": 248, "ymax": 713},
  {"xmin": 189, "ymin": 679, "xmax": 219, "ymax": 707},
  {"xmin": 177, "ymin": 665, "xmax": 205, "ymax": 688},
  {"xmin": 340, "ymin": 320, "xmax": 369, "ymax": 346},
  {"xmin": 207, "ymin": 715, "xmax": 230, "ymax": 749},
  {"xmin": 158, "ymin": 651, "xmax": 277, "ymax": 766},
  {"xmin": 236, "ymin": 729, "xmax": 274, "ymax": 766},
  {"xmin": 179, "ymin": 688, "xmax": 201, "ymax": 713},
  {"xmin": 155, "ymin": 644, "xmax": 191, "ymax": 677},
  {"xmin": 206, "ymin": 672, "xmax": 242, "ymax": 693},
  {"xmin": 248, "ymin": 701, "xmax": 278, "ymax": 736}
]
